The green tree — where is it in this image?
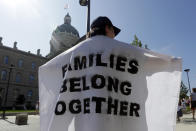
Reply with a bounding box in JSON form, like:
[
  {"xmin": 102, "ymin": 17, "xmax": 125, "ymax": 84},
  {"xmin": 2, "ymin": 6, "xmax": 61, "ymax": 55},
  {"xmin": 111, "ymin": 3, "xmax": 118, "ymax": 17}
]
[
  {"xmin": 131, "ymin": 35, "xmax": 149, "ymax": 49},
  {"xmin": 180, "ymin": 81, "xmax": 188, "ymax": 99},
  {"xmin": 131, "ymin": 35, "xmax": 142, "ymax": 47}
]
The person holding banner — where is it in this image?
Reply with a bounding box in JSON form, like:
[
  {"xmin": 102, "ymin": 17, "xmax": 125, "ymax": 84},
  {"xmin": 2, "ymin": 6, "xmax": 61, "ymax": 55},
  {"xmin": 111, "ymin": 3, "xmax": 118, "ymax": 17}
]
[{"xmin": 39, "ymin": 16, "xmax": 182, "ymax": 131}]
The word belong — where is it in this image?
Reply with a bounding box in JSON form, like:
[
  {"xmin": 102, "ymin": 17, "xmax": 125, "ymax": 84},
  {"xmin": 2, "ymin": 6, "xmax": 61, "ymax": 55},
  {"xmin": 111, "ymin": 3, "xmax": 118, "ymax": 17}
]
[{"xmin": 60, "ymin": 74, "xmax": 132, "ymax": 96}]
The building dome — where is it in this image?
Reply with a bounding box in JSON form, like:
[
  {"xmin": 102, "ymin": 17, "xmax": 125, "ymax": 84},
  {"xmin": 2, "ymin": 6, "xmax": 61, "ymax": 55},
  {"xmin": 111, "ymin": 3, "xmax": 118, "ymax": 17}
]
[
  {"xmin": 54, "ymin": 13, "xmax": 79, "ymax": 37},
  {"xmin": 47, "ymin": 13, "xmax": 80, "ymax": 58}
]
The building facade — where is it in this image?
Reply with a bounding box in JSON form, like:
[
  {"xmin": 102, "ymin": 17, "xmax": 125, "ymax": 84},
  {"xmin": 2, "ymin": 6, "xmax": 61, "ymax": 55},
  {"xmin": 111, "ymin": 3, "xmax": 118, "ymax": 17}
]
[
  {"xmin": 0, "ymin": 13, "xmax": 80, "ymax": 110},
  {"xmin": 0, "ymin": 39, "xmax": 48, "ymax": 109}
]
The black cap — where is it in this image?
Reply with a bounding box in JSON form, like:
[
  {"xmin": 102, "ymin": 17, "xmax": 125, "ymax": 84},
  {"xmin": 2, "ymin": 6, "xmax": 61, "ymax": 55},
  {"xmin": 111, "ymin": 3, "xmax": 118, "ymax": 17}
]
[{"xmin": 91, "ymin": 16, "xmax": 121, "ymax": 36}]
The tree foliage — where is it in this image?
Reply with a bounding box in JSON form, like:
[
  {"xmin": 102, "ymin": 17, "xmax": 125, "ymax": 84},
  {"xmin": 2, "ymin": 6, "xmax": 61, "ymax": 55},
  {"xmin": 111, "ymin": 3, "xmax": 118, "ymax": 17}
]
[
  {"xmin": 180, "ymin": 81, "xmax": 188, "ymax": 99},
  {"xmin": 131, "ymin": 35, "xmax": 142, "ymax": 47},
  {"xmin": 16, "ymin": 94, "xmax": 26, "ymax": 104},
  {"xmin": 131, "ymin": 35, "xmax": 149, "ymax": 49}
]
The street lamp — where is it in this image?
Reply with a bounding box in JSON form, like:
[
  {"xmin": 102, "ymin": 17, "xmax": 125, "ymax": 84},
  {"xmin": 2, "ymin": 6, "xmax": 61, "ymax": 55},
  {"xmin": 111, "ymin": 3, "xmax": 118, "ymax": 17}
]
[
  {"xmin": 184, "ymin": 69, "xmax": 191, "ymax": 95},
  {"xmin": 79, "ymin": 0, "xmax": 91, "ymax": 33},
  {"xmin": 1, "ymin": 64, "xmax": 14, "ymax": 119}
]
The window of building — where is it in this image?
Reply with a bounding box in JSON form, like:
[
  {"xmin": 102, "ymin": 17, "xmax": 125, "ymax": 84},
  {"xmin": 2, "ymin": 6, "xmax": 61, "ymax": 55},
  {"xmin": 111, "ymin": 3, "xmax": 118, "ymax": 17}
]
[
  {"xmin": 32, "ymin": 62, "xmax": 36, "ymax": 69},
  {"xmin": 18, "ymin": 59, "xmax": 23, "ymax": 67},
  {"xmin": 1, "ymin": 70, "xmax": 7, "ymax": 80},
  {"xmin": 27, "ymin": 90, "xmax": 33, "ymax": 100},
  {"xmin": 3, "ymin": 56, "xmax": 9, "ymax": 64},
  {"xmin": 29, "ymin": 74, "xmax": 35, "ymax": 82},
  {"xmin": 15, "ymin": 73, "xmax": 21, "ymax": 83}
]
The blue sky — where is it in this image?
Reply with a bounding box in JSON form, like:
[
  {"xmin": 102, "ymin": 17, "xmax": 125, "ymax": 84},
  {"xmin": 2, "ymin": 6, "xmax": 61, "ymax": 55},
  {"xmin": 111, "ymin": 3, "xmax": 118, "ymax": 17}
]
[{"xmin": 0, "ymin": 0, "xmax": 196, "ymax": 90}]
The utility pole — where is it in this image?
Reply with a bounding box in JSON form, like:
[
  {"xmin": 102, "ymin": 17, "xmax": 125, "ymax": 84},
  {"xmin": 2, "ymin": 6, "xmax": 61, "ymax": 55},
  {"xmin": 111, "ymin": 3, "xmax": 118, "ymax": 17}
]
[
  {"xmin": 184, "ymin": 69, "xmax": 191, "ymax": 95},
  {"xmin": 79, "ymin": 0, "xmax": 91, "ymax": 33},
  {"xmin": 1, "ymin": 64, "xmax": 14, "ymax": 119}
]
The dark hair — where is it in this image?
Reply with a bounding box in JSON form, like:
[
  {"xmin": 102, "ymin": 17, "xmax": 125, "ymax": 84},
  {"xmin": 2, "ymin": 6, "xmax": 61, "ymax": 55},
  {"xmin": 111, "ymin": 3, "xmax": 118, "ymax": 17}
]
[
  {"xmin": 193, "ymin": 88, "xmax": 196, "ymax": 92},
  {"xmin": 87, "ymin": 26, "xmax": 106, "ymax": 38}
]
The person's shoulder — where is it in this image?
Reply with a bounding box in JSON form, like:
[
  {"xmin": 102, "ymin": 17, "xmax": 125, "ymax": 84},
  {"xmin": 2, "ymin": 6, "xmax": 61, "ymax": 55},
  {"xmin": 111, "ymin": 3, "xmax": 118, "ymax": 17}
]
[
  {"xmin": 75, "ymin": 35, "xmax": 125, "ymax": 49},
  {"xmin": 90, "ymin": 36, "xmax": 145, "ymax": 50}
]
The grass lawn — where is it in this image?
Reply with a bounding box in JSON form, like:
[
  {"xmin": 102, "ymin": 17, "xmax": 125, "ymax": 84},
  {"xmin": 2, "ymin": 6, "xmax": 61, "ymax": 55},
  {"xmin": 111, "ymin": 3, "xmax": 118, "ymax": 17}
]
[{"xmin": 0, "ymin": 110, "xmax": 36, "ymax": 113}]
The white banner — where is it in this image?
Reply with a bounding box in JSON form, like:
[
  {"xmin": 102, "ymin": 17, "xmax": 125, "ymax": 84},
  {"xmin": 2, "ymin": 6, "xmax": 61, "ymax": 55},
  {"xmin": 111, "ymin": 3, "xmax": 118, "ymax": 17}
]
[{"xmin": 39, "ymin": 36, "xmax": 182, "ymax": 131}]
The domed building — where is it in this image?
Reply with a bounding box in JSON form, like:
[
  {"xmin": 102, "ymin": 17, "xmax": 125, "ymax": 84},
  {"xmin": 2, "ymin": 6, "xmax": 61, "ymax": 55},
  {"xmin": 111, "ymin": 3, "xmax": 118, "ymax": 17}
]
[{"xmin": 47, "ymin": 13, "xmax": 80, "ymax": 58}]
